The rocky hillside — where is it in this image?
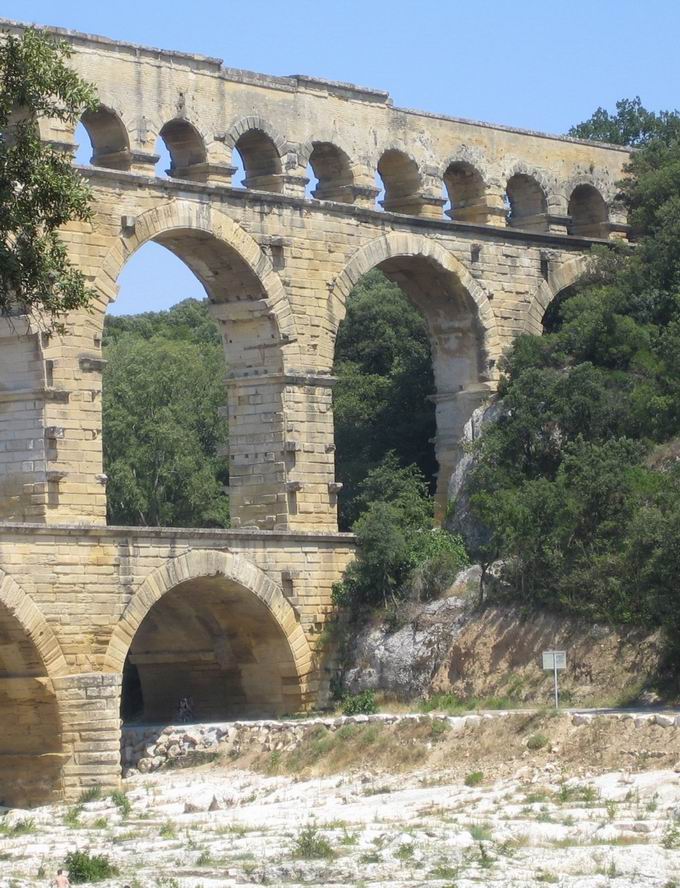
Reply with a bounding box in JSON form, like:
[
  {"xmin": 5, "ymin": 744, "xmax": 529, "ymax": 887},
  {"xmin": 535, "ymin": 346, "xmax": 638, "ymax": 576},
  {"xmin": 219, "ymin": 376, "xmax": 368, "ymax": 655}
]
[{"xmin": 342, "ymin": 567, "xmax": 663, "ymax": 707}]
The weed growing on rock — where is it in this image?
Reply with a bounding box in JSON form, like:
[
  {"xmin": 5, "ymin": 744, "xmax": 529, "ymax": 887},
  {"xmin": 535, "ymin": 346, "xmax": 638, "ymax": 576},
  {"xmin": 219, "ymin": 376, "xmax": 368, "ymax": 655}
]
[
  {"xmin": 159, "ymin": 821, "xmax": 177, "ymax": 839},
  {"xmin": 111, "ymin": 790, "xmax": 131, "ymax": 818},
  {"xmin": 464, "ymin": 771, "xmax": 483, "ymax": 787},
  {"xmin": 78, "ymin": 786, "xmax": 101, "ymax": 804},
  {"xmin": 63, "ymin": 806, "xmax": 83, "ymax": 828},
  {"xmin": 64, "ymin": 850, "xmax": 118, "ymax": 883},
  {"xmin": 293, "ymin": 824, "xmax": 335, "ymax": 860},
  {"xmin": 0, "ymin": 818, "xmax": 35, "ymax": 836}
]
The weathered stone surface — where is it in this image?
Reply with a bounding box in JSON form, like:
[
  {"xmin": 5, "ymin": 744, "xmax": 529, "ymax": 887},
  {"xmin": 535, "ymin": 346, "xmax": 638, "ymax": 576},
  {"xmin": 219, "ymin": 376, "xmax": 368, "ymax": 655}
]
[{"xmin": 0, "ymin": 19, "xmax": 631, "ymax": 807}]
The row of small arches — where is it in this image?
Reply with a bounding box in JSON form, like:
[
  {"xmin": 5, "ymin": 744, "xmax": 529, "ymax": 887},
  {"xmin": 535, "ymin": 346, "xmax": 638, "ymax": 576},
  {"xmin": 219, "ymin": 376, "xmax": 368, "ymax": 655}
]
[{"xmin": 75, "ymin": 106, "xmax": 611, "ymax": 238}]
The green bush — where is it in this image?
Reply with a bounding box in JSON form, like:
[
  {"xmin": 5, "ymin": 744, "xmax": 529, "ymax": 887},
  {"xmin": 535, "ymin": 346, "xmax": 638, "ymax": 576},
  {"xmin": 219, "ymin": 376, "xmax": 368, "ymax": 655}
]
[
  {"xmin": 526, "ymin": 733, "xmax": 549, "ymax": 751},
  {"xmin": 293, "ymin": 824, "xmax": 335, "ymax": 860},
  {"xmin": 464, "ymin": 771, "xmax": 484, "ymax": 787},
  {"xmin": 63, "ymin": 850, "xmax": 118, "ymax": 884},
  {"xmin": 342, "ymin": 690, "xmax": 378, "ymax": 716},
  {"xmin": 333, "ymin": 456, "xmax": 468, "ymax": 611}
]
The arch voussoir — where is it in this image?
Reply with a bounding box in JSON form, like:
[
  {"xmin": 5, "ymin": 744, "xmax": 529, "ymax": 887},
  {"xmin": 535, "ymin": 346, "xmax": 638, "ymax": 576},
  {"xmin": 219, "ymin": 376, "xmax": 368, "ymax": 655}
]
[{"xmin": 103, "ymin": 550, "xmax": 312, "ymax": 685}]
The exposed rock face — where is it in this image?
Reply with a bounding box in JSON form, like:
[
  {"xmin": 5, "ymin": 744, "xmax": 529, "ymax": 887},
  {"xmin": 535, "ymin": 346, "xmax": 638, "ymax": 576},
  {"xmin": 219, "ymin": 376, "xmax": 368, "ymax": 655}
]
[
  {"xmin": 343, "ymin": 567, "xmax": 663, "ymax": 705},
  {"xmin": 344, "ymin": 597, "xmax": 470, "ymax": 698},
  {"xmin": 446, "ymin": 399, "xmax": 503, "ymax": 551},
  {"xmin": 343, "ymin": 567, "xmax": 481, "ymax": 697}
]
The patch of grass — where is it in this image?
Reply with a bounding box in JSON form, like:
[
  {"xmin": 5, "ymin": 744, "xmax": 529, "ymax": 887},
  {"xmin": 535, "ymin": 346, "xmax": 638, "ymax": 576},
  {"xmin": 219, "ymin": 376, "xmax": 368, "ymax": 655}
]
[
  {"xmin": 0, "ymin": 817, "xmax": 36, "ymax": 836},
  {"xmin": 359, "ymin": 851, "xmax": 381, "ymax": 864},
  {"xmin": 159, "ymin": 821, "xmax": 177, "ymax": 840},
  {"xmin": 340, "ymin": 829, "xmax": 358, "ymax": 846},
  {"xmin": 293, "ymin": 824, "xmax": 335, "ymax": 860},
  {"xmin": 468, "ymin": 822, "xmax": 493, "ymax": 842},
  {"xmin": 526, "ymin": 732, "xmax": 549, "ymax": 751},
  {"xmin": 63, "ymin": 806, "xmax": 83, "ymax": 828},
  {"xmin": 395, "ymin": 842, "xmax": 414, "ymax": 860},
  {"xmin": 536, "ymin": 871, "xmax": 559, "ymax": 883},
  {"xmin": 196, "ymin": 850, "xmax": 213, "ymax": 866},
  {"xmin": 429, "ymin": 862, "xmax": 458, "ymax": 879},
  {"xmin": 464, "ymin": 770, "xmax": 484, "ymax": 787},
  {"xmin": 662, "ymin": 823, "xmax": 680, "ymax": 850},
  {"xmin": 419, "ymin": 692, "xmax": 517, "ymax": 714},
  {"xmin": 430, "ymin": 719, "xmax": 449, "ymax": 740},
  {"xmin": 78, "ymin": 786, "xmax": 102, "ymax": 804},
  {"xmin": 110, "ymin": 790, "xmax": 132, "ymax": 818},
  {"xmin": 64, "ymin": 850, "xmax": 118, "ymax": 884},
  {"xmin": 91, "ymin": 817, "xmax": 108, "ymax": 830},
  {"xmin": 557, "ymin": 782, "xmax": 598, "ymax": 804}
]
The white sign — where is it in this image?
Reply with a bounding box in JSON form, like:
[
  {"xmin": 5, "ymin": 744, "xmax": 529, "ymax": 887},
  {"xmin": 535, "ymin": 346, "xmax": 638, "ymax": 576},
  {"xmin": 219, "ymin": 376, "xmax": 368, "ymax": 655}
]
[{"xmin": 542, "ymin": 650, "xmax": 567, "ymax": 671}]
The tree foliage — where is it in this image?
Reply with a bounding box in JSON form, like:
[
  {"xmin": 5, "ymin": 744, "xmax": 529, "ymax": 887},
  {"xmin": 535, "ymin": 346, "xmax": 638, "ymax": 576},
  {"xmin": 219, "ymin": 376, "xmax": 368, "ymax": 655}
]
[
  {"xmin": 0, "ymin": 28, "xmax": 97, "ymax": 325},
  {"xmin": 568, "ymin": 96, "xmax": 680, "ymax": 147},
  {"xmin": 103, "ymin": 300, "xmax": 229, "ymax": 527},
  {"xmin": 465, "ymin": 99, "xmax": 680, "ymax": 663},
  {"xmin": 333, "ymin": 270, "xmax": 436, "ymax": 528},
  {"xmin": 334, "ymin": 455, "xmax": 467, "ymax": 610}
]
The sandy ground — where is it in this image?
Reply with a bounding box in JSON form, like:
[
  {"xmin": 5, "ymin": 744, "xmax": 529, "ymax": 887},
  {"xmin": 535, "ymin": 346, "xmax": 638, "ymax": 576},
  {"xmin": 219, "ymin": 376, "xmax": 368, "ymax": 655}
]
[{"xmin": 3, "ymin": 714, "xmax": 680, "ymax": 886}]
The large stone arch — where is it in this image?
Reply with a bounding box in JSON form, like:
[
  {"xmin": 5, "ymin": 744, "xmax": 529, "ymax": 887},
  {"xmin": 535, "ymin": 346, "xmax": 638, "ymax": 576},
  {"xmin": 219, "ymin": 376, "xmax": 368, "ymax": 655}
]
[
  {"xmin": 328, "ymin": 231, "xmax": 500, "ymax": 365},
  {"xmin": 525, "ymin": 254, "xmax": 590, "ymax": 334},
  {"xmin": 328, "ymin": 232, "xmax": 500, "ymax": 521},
  {"xmin": 104, "ymin": 549, "xmax": 312, "ymax": 684},
  {"xmin": 90, "ymin": 199, "xmax": 298, "ymax": 353},
  {"xmin": 0, "ymin": 567, "xmax": 68, "ymax": 806},
  {"xmin": 0, "ymin": 568, "xmax": 68, "ymax": 678}
]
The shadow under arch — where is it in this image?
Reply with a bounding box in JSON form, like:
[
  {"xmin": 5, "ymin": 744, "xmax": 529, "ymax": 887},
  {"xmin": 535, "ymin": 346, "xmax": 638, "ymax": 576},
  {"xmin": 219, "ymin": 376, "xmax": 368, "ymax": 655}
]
[
  {"xmin": 329, "ymin": 232, "xmax": 500, "ymax": 520},
  {"xmin": 0, "ymin": 568, "xmax": 68, "ymax": 807},
  {"xmin": 104, "ymin": 550, "xmax": 313, "ymax": 722}
]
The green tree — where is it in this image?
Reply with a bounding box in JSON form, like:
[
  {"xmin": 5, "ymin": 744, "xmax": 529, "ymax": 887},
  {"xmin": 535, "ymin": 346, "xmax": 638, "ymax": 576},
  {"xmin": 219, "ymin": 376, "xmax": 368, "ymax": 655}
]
[
  {"xmin": 568, "ymin": 96, "xmax": 680, "ymax": 147},
  {"xmin": 102, "ymin": 300, "xmax": 229, "ymax": 527},
  {"xmin": 0, "ymin": 28, "xmax": 97, "ymax": 325},
  {"xmin": 333, "ymin": 270, "xmax": 436, "ymax": 527},
  {"xmin": 334, "ymin": 455, "xmax": 467, "ymax": 610},
  {"xmin": 463, "ymin": 100, "xmax": 680, "ymax": 666}
]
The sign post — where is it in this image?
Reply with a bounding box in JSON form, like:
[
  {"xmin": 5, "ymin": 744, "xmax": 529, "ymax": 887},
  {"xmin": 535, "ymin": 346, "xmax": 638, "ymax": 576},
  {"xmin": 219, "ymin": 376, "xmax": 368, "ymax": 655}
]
[{"xmin": 542, "ymin": 650, "xmax": 567, "ymax": 709}]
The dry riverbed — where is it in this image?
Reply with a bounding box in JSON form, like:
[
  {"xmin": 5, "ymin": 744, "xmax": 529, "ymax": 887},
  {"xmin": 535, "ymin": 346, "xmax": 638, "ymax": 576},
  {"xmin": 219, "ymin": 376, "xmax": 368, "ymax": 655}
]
[{"xmin": 2, "ymin": 713, "xmax": 680, "ymax": 886}]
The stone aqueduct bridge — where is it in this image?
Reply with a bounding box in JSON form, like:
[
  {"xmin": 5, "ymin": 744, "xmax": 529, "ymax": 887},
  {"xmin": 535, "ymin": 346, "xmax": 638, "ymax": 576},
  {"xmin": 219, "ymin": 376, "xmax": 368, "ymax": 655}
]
[{"xmin": 0, "ymin": 20, "xmax": 630, "ymax": 805}]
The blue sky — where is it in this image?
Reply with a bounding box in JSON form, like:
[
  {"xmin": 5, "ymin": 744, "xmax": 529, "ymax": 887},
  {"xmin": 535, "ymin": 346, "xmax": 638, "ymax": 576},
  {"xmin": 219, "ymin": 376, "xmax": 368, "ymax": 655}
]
[{"xmin": 6, "ymin": 0, "xmax": 680, "ymax": 315}]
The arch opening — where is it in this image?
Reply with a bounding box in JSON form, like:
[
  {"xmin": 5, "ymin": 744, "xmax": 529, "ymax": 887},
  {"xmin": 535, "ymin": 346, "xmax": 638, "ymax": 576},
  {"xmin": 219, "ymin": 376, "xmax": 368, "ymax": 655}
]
[
  {"xmin": 120, "ymin": 574, "xmax": 302, "ymax": 723},
  {"xmin": 505, "ymin": 173, "xmax": 548, "ymax": 232},
  {"xmin": 157, "ymin": 119, "xmax": 207, "ymax": 180},
  {"xmin": 333, "ymin": 249, "xmax": 490, "ymax": 526},
  {"xmin": 568, "ymin": 184, "xmax": 609, "ymax": 238},
  {"xmin": 377, "ymin": 149, "xmax": 422, "ymax": 214},
  {"xmin": 308, "ymin": 142, "xmax": 355, "ymax": 203},
  {"xmin": 76, "ymin": 106, "xmax": 130, "ymax": 170},
  {"xmin": 0, "ymin": 601, "xmax": 63, "ymax": 807},
  {"xmin": 443, "ymin": 161, "xmax": 486, "ymax": 222},
  {"xmin": 101, "ymin": 221, "xmax": 285, "ymax": 529},
  {"xmin": 233, "ymin": 129, "xmax": 283, "ymax": 193}
]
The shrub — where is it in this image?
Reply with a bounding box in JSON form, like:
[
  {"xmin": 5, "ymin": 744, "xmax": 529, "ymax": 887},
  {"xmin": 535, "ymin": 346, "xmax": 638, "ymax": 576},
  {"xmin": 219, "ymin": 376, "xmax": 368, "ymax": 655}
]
[
  {"xmin": 110, "ymin": 790, "xmax": 131, "ymax": 818},
  {"xmin": 78, "ymin": 786, "xmax": 101, "ymax": 804},
  {"xmin": 342, "ymin": 690, "xmax": 378, "ymax": 716},
  {"xmin": 526, "ymin": 733, "xmax": 549, "ymax": 750},
  {"xmin": 159, "ymin": 821, "xmax": 177, "ymax": 839},
  {"xmin": 464, "ymin": 771, "xmax": 484, "ymax": 787},
  {"xmin": 293, "ymin": 824, "xmax": 335, "ymax": 860},
  {"xmin": 63, "ymin": 850, "xmax": 118, "ymax": 884}
]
